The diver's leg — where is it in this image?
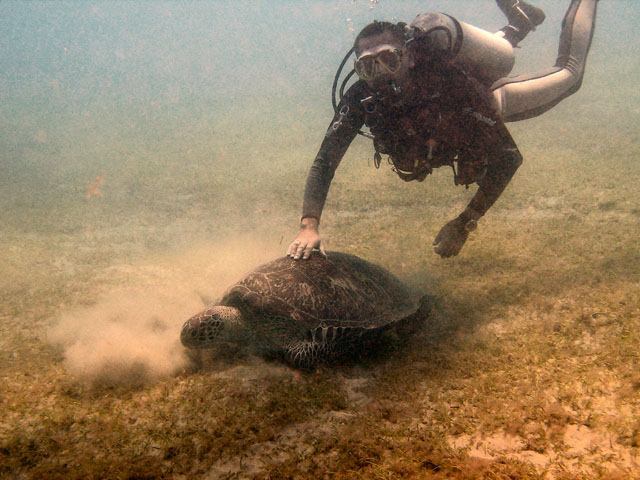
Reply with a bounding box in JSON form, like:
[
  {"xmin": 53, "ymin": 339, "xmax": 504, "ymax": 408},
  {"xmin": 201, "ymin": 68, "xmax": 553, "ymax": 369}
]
[
  {"xmin": 492, "ymin": 0, "xmax": 598, "ymax": 122},
  {"xmin": 496, "ymin": 0, "xmax": 547, "ymax": 46}
]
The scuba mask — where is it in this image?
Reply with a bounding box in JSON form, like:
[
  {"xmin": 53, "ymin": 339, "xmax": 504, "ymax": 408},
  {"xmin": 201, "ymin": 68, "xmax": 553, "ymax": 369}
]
[{"xmin": 354, "ymin": 47, "xmax": 404, "ymax": 81}]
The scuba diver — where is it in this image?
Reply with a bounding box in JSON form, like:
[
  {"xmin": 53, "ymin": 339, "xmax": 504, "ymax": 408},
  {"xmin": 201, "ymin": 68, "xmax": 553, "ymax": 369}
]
[{"xmin": 287, "ymin": 0, "xmax": 599, "ymax": 260}]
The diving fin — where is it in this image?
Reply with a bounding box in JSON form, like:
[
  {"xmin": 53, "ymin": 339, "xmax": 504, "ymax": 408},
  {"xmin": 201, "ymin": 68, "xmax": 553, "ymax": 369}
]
[{"xmin": 497, "ymin": 0, "xmax": 546, "ymax": 46}]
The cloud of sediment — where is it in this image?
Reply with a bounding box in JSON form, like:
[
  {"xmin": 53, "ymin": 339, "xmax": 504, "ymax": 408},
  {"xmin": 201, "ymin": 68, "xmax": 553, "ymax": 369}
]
[
  {"xmin": 47, "ymin": 237, "xmax": 283, "ymax": 387},
  {"xmin": 48, "ymin": 288, "xmax": 199, "ymax": 387}
]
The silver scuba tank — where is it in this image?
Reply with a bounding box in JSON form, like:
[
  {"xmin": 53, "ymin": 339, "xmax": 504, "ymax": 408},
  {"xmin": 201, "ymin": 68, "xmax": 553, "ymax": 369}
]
[{"xmin": 409, "ymin": 13, "xmax": 514, "ymax": 85}]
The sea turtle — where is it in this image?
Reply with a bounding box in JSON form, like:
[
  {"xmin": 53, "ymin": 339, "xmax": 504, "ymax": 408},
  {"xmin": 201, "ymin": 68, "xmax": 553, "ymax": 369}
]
[{"xmin": 180, "ymin": 251, "xmax": 433, "ymax": 368}]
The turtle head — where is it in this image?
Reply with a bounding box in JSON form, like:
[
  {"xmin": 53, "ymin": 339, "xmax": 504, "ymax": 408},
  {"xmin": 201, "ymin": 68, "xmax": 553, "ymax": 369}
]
[{"xmin": 180, "ymin": 306, "xmax": 247, "ymax": 348}]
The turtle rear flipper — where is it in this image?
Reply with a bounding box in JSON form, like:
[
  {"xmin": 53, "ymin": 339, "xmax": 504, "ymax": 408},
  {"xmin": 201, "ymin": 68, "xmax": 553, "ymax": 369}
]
[{"xmin": 395, "ymin": 294, "xmax": 436, "ymax": 339}]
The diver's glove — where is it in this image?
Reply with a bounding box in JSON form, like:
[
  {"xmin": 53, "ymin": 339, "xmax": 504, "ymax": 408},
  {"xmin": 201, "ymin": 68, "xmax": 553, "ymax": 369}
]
[{"xmin": 433, "ymin": 209, "xmax": 481, "ymax": 258}]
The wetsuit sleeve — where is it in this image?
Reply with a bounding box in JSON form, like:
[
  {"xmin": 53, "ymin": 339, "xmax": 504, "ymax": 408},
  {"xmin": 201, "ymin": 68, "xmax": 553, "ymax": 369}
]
[
  {"xmin": 302, "ymin": 84, "xmax": 366, "ymax": 221},
  {"xmin": 468, "ymin": 144, "xmax": 522, "ymax": 218},
  {"xmin": 446, "ymin": 72, "xmax": 524, "ymax": 219},
  {"xmin": 460, "ymin": 117, "xmax": 522, "ymax": 218}
]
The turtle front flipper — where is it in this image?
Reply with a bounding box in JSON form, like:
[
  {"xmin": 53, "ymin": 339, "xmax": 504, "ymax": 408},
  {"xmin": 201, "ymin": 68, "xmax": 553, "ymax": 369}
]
[
  {"xmin": 283, "ymin": 326, "xmax": 366, "ymax": 369},
  {"xmin": 180, "ymin": 306, "xmax": 246, "ymax": 348},
  {"xmin": 284, "ymin": 341, "xmax": 331, "ymax": 369}
]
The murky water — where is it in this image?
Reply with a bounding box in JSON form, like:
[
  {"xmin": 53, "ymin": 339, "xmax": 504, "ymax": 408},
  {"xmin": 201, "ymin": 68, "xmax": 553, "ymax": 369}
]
[{"xmin": 1, "ymin": 1, "xmax": 639, "ymax": 477}]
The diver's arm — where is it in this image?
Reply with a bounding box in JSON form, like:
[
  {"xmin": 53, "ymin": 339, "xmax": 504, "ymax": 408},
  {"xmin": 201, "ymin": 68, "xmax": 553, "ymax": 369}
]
[
  {"xmin": 468, "ymin": 146, "xmax": 523, "ymax": 218},
  {"xmin": 288, "ymin": 85, "xmax": 366, "ymax": 260},
  {"xmin": 433, "ymin": 146, "xmax": 522, "ymax": 258},
  {"xmin": 289, "ymin": 135, "xmax": 360, "ymax": 260},
  {"xmin": 288, "ymin": 149, "xmax": 353, "ymax": 260},
  {"xmin": 287, "ymin": 150, "xmax": 336, "ymax": 260}
]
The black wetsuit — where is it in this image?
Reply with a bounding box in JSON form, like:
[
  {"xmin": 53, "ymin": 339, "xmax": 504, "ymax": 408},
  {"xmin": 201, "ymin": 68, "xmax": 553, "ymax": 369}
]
[{"xmin": 302, "ymin": 57, "xmax": 522, "ymax": 222}]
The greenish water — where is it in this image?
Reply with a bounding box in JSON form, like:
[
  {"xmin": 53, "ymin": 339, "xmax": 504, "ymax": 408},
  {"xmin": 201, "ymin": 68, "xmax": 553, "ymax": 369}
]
[{"xmin": 1, "ymin": 0, "xmax": 637, "ymax": 236}]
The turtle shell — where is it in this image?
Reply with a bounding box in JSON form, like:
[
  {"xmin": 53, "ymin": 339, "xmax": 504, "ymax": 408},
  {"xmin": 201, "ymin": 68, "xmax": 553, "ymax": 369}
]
[{"xmin": 219, "ymin": 251, "xmax": 416, "ymax": 332}]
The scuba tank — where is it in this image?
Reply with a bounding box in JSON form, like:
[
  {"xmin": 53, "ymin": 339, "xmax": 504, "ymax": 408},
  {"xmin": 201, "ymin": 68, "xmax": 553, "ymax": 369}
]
[{"xmin": 408, "ymin": 12, "xmax": 514, "ymax": 86}]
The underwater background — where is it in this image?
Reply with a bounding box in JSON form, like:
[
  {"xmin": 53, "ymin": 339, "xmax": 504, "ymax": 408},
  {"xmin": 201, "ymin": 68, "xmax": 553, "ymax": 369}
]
[{"xmin": 2, "ymin": 1, "xmax": 640, "ymax": 478}]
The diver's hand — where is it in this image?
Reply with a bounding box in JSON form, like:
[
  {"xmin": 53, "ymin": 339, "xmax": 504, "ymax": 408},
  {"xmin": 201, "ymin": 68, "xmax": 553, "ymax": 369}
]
[
  {"xmin": 287, "ymin": 217, "xmax": 327, "ymax": 260},
  {"xmin": 433, "ymin": 215, "xmax": 474, "ymax": 258}
]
